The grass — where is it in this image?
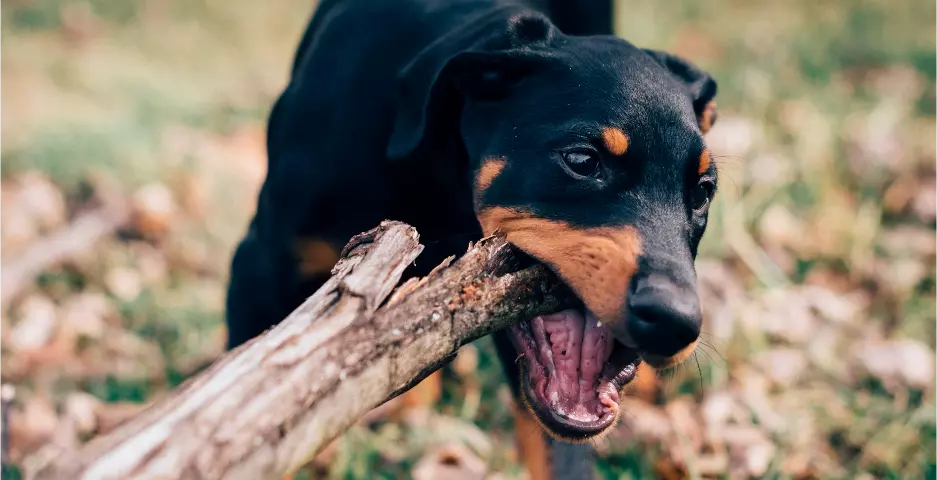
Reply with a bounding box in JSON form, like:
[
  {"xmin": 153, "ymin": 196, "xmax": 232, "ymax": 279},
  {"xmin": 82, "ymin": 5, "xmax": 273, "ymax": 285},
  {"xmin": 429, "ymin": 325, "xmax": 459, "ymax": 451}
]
[{"xmin": 1, "ymin": 0, "xmax": 934, "ymax": 478}]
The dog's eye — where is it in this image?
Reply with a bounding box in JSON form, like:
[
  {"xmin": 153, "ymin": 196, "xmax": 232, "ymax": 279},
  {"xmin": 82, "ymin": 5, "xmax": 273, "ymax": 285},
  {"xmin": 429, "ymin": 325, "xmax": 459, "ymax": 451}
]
[
  {"xmin": 562, "ymin": 151, "xmax": 600, "ymax": 178},
  {"xmin": 691, "ymin": 180, "xmax": 715, "ymax": 212}
]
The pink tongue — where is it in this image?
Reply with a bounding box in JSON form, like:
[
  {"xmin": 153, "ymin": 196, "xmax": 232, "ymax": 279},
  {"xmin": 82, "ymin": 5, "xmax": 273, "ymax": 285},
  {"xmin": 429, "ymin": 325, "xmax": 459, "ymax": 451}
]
[{"xmin": 532, "ymin": 309, "xmax": 614, "ymax": 418}]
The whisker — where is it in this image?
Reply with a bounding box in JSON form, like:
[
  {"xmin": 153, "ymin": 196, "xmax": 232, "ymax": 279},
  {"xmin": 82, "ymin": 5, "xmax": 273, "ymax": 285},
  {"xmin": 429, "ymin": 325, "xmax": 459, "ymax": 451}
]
[
  {"xmin": 619, "ymin": 405, "xmax": 639, "ymax": 425},
  {"xmin": 695, "ymin": 345, "xmax": 722, "ymax": 369},
  {"xmin": 693, "ymin": 352, "xmax": 705, "ymax": 391},
  {"xmin": 693, "ymin": 345, "xmax": 716, "ymax": 365},
  {"xmin": 699, "ymin": 335, "xmax": 729, "ymax": 362},
  {"xmin": 697, "ymin": 341, "xmax": 727, "ymax": 365},
  {"xmin": 699, "ymin": 330, "xmax": 729, "ymax": 347},
  {"xmin": 711, "ymin": 161, "xmax": 745, "ymax": 173},
  {"xmin": 660, "ymin": 365, "xmax": 676, "ymax": 391}
]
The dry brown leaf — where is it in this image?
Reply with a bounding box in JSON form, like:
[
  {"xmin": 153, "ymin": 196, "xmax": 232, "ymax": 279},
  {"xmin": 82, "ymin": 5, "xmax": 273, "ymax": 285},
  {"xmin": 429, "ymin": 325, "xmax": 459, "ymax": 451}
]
[
  {"xmin": 843, "ymin": 102, "xmax": 907, "ymax": 183},
  {"xmin": 612, "ymin": 398, "xmax": 672, "ymax": 448},
  {"xmin": 411, "ymin": 443, "xmax": 488, "ymax": 480},
  {"xmin": 59, "ymin": 1, "xmax": 103, "ymax": 44},
  {"xmin": 453, "ymin": 344, "xmax": 479, "ymax": 378},
  {"xmin": 878, "ymin": 225, "xmax": 937, "ymax": 259},
  {"xmin": 849, "ymin": 338, "xmax": 935, "ymax": 391},
  {"xmin": 131, "ymin": 242, "xmax": 169, "ymax": 284},
  {"xmin": 701, "ymin": 390, "xmax": 740, "ymax": 433},
  {"xmin": 103, "ymin": 266, "xmax": 143, "ymax": 302},
  {"xmin": 910, "ymin": 175, "xmax": 937, "ymax": 222},
  {"xmin": 0, "ymin": 172, "xmax": 68, "ymax": 258},
  {"xmin": 753, "ymin": 348, "xmax": 808, "ymax": 388},
  {"xmin": 14, "ymin": 171, "xmax": 67, "ymax": 232},
  {"xmin": 7, "ymin": 394, "xmax": 58, "ymax": 461},
  {"xmin": 758, "ymin": 205, "xmax": 807, "ymax": 251},
  {"xmin": 741, "ymin": 289, "xmax": 816, "ymax": 344},
  {"xmin": 130, "ymin": 183, "xmax": 177, "ymax": 239},
  {"xmin": 706, "ymin": 115, "xmax": 759, "ymax": 159},
  {"xmin": 665, "ymin": 397, "xmax": 705, "ymax": 467},
  {"xmin": 64, "ymin": 392, "xmax": 102, "ymax": 436},
  {"xmin": 653, "ymin": 456, "xmax": 687, "ymax": 480},
  {"xmin": 9, "ymin": 295, "xmax": 58, "ymax": 351},
  {"xmin": 696, "ymin": 452, "xmax": 730, "ymax": 477},
  {"xmin": 60, "ymin": 292, "xmax": 113, "ymax": 340},
  {"xmin": 722, "ymin": 425, "xmax": 776, "ymax": 478}
]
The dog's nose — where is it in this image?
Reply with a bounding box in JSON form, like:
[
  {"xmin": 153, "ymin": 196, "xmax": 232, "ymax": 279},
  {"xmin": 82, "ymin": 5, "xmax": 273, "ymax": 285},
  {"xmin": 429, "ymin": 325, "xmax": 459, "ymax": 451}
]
[{"xmin": 625, "ymin": 274, "xmax": 701, "ymax": 357}]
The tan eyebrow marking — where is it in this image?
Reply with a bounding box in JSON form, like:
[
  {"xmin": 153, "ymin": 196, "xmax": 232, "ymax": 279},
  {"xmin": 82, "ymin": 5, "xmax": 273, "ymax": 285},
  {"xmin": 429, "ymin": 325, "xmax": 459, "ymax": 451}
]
[
  {"xmin": 474, "ymin": 156, "xmax": 506, "ymax": 206},
  {"xmin": 601, "ymin": 127, "xmax": 629, "ymax": 156},
  {"xmin": 475, "ymin": 157, "xmax": 505, "ymax": 192},
  {"xmin": 699, "ymin": 101, "xmax": 717, "ymax": 134},
  {"xmin": 698, "ymin": 149, "xmax": 712, "ymax": 175}
]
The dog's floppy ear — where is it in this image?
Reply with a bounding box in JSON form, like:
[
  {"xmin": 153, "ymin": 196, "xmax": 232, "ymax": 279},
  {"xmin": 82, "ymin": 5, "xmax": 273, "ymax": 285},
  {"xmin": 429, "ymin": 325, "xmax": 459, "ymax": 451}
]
[
  {"xmin": 643, "ymin": 49, "xmax": 718, "ymax": 134},
  {"xmin": 387, "ymin": 12, "xmax": 556, "ymax": 160}
]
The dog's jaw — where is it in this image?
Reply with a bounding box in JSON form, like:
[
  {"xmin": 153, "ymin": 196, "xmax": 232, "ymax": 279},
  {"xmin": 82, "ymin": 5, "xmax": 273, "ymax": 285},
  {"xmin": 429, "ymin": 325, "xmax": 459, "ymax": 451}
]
[{"xmin": 507, "ymin": 308, "xmax": 641, "ymax": 441}]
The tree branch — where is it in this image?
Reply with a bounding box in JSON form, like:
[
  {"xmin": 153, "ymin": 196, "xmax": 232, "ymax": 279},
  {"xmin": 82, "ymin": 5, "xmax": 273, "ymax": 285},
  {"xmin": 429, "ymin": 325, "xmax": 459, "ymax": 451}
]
[
  {"xmin": 33, "ymin": 221, "xmax": 574, "ymax": 480},
  {"xmin": 1, "ymin": 199, "xmax": 129, "ymax": 306}
]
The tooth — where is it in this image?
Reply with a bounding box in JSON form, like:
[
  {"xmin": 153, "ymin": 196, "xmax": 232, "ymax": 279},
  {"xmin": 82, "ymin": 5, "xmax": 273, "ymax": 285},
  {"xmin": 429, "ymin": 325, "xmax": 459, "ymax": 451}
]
[
  {"xmin": 598, "ymin": 385, "xmax": 620, "ymax": 414},
  {"xmin": 582, "ymin": 311, "xmax": 613, "ymax": 387},
  {"xmin": 546, "ymin": 382, "xmax": 560, "ymax": 408}
]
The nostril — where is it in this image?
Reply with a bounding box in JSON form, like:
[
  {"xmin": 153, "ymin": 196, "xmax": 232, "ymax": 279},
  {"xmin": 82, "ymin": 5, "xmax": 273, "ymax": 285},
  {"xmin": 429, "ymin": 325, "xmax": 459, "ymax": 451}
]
[{"xmin": 626, "ymin": 289, "xmax": 701, "ymax": 357}]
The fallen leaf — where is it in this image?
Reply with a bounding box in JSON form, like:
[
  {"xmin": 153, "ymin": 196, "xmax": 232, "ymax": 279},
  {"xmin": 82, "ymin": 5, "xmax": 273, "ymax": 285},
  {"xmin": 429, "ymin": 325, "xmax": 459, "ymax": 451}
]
[
  {"xmin": 850, "ymin": 338, "xmax": 935, "ymax": 391},
  {"xmin": 411, "ymin": 443, "xmax": 487, "ymax": 480},
  {"xmin": 878, "ymin": 225, "xmax": 937, "ymax": 259},
  {"xmin": 753, "ymin": 348, "xmax": 808, "ymax": 388},
  {"xmin": 911, "ymin": 175, "xmax": 937, "ymax": 222},
  {"xmin": 706, "ymin": 115, "xmax": 759, "ymax": 159},
  {"xmin": 758, "ymin": 205, "xmax": 807, "ymax": 251},
  {"xmin": 701, "ymin": 390, "xmax": 739, "ymax": 432},
  {"xmin": 104, "ymin": 266, "xmax": 143, "ymax": 302},
  {"xmin": 722, "ymin": 425, "xmax": 776, "ymax": 478},
  {"xmin": 60, "ymin": 292, "xmax": 113, "ymax": 340},
  {"xmin": 742, "ymin": 289, "xmax": 815, "ymax": 344},
  {"xmin": 130, "ymin": 183, "xmax": 177, "ymax": 239},
  {"xmin": 10, "ymin": 295, "xmax": 58, "ymax": 351},
  {"xmin": 15, "ymin": 171, "xmax": 67, "ymax": 232},
  {"xmin": 615, "ymin": 398, "xmax": 672, "ymax": 446},
  {"xmin": 64, "ymin": 392, "xmax": 102, "ymax": 436},
  {"xmin": 452, "ymin": 345, "xmax": 479, "ymax": 378},
  {"xmin": 7, "ymin": 394, "xmax": 58, "ymax": 461}
]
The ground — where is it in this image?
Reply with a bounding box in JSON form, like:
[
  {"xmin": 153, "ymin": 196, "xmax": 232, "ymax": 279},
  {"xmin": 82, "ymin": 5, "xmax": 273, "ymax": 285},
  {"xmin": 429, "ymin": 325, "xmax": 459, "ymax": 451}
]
[{"xmin": 1, "ymin": 0, "xmax": 935, "ymax": 478}]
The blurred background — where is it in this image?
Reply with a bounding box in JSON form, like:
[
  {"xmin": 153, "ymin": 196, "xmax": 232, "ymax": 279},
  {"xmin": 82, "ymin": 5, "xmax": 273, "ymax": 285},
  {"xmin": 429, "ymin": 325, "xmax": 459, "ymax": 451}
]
[{"xmin": 1, "ymin": 0, "xmax": 934, "ymax": 478}]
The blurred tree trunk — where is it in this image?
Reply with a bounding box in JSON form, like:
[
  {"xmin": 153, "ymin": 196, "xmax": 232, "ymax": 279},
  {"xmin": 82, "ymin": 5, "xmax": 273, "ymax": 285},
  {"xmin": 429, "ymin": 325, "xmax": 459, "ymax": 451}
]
[{"xmin": 33, "ymin": 221, "xmax": 574, "ymax": 480}]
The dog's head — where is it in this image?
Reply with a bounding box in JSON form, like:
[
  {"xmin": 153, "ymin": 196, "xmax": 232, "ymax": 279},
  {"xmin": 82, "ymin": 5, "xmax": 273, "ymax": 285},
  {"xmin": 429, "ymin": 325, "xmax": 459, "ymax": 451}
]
[{"xmin": 388, "ymin": 10, "xmax": 718, "ymax": 441}]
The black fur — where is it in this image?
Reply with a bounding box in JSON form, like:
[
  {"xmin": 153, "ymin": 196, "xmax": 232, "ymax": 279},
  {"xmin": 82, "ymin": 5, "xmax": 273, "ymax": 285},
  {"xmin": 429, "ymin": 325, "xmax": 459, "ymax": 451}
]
[{"xmin": 226, "ymin": 0, "xmax": 718, "ymax": 477}]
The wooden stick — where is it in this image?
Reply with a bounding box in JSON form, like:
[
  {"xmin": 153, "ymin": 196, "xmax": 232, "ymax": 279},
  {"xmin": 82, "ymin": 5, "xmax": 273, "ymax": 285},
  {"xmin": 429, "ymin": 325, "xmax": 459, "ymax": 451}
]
[
  {"xmin": 33, "ymin": 221, "xmax": 574, "ymax": 480},
  {"xmin": 1, "ymin": 198, "xmax": 129, "ymax": 306}
]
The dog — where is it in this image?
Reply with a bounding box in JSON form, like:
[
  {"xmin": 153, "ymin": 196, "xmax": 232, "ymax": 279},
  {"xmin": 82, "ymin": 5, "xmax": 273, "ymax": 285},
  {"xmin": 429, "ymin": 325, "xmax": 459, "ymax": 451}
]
[{"xmin": 225, "ymin": 0, "xmax": 719, "ymax": 478}]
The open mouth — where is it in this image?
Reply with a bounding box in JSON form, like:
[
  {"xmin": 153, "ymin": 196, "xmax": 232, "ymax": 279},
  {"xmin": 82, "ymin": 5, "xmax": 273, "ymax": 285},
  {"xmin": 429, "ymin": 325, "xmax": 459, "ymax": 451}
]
[{"xmin": 507, "ymin": 307, "xmax": 641, "ymax": 441}]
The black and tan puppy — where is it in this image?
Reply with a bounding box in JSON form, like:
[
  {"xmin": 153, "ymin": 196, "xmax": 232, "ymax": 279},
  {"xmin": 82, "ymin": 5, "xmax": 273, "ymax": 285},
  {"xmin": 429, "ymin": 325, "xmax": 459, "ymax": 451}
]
[{"xmin": 226, "ymin": 0, "xmax": 718, "ymax": 477}]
